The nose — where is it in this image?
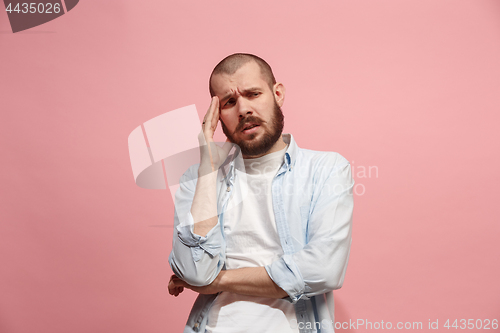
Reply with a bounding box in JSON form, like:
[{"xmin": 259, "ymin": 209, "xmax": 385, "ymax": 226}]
[{"xmin": 236, "ymin": 98, "xmax": 253, "ymax": 119}]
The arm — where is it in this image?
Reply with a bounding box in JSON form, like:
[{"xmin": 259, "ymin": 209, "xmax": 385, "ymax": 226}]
[
  {"xmin": 265, "ymin": 155, "xmax": 354, "ymax": 302},
  {"xmin": 168, "ymin": 97, "xmax": 232, "ymax": 286},
  {"xmin": 170, "ymin": 155, "xmax": 353, "ymax": 300},
  {"xmin": 169, "ymin": 267, "xmax": 288, "ymax": 299},
  {"xmin": 192, "ymin": 96, "xmax": 232, "ymax": 237}
]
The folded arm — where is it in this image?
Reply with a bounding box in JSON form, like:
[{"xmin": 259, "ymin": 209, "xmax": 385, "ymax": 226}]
[
  {"xmin": 170, "ymin": 156, "xmax": 353, "ymax": 301},
  {"xmin": 168, "ymin": 166, "xmax": 224, "ymax": 287},
  {"xmin": 169, "ymin": 266, "xmax": 288, "ymax": 299},
  {"xmin": 265, "ymin": 157, "xmax": 354, "ymax": 303}
]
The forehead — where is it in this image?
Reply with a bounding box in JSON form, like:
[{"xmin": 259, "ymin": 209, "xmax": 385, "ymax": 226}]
[{"xmin": 210, "ymin": 61, "xmax": 269, "ymax": 96}]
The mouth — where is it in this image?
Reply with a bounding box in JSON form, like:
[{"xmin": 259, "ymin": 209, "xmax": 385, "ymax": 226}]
[{"xmin": 241, "ymin": 123, "xmax": 260, "ymax": 134}]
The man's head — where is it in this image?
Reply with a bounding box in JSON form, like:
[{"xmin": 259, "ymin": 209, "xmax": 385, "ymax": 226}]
[
  {"xmin": 209, "ymin": 53, "xmax": 286, "ymax": 158},
  {"xmin": 209, "ymin": 54, "xmax": 276, "ymax": 97}
]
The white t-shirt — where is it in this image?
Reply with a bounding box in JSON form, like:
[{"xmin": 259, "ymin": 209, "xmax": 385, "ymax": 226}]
[{"xmin": 206, "ymin": 145, "xmax": 298, "ymax": 333}]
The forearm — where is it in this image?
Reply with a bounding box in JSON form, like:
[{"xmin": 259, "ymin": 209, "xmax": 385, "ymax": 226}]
[
  {"xmin": 191, "ymin": 96, "xmax": 230, "ymax": 237},
  {"xmin": 191, "ymin": 163, "xmax": 218, "ymax": 237},
  {"xmin": 218, "ymin": 267, "xmax": 288, "ymax": 299},
  {"xmin": 170, "ymin": 96, "xmax": 231, "ymax": 284},
  {"xmin": 169, "ymin": 164, "xmax": 224, "ymax": 286}
]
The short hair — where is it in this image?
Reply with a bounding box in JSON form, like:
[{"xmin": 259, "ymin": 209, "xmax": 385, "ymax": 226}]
[{"xmin": 209, "ymin": 53, "xmax": 277, "ymax": 97}]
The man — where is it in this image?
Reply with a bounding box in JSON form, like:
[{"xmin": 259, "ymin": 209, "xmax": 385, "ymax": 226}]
[{"xmin": 168, "ymin": 53, "xmax": 354, "ymax": 333}]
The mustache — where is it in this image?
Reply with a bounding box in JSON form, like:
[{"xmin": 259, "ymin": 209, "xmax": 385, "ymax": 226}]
[{"xmin": 235, "ymin": 116, "xmax": 264, "ymax": 132}]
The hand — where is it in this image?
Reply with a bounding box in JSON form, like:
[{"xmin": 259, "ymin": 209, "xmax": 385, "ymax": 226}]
[
  {"xmin": 168, "ymin": 274, "xmax": 184, "ymax": 297},
  {"xmin": 198, "ymin": 96, "xmax": 233, "ymax": 173},
  {"xmin": 168, "ymin": 274, "xmax": 222, "ymax": 297}
]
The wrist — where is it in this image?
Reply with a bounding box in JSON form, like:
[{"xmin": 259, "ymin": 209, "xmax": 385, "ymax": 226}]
[{"xmin": 197, "ymin": 163, "xmax": 218, "ymax": 178}]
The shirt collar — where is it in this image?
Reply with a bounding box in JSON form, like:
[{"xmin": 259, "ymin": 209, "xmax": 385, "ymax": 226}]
[
  {"xmin": 220, "ymin": 133, "xmax": 299, "ymax": 183},
  {"xmin": 282, "ymin": 133, "xmax": 298, "ymax": 170}
]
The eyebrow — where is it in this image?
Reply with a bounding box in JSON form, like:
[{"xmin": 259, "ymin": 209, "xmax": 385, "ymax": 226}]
[{"xmin": 221, "ymin": 87, "xmax": 262, "ymax": 103}]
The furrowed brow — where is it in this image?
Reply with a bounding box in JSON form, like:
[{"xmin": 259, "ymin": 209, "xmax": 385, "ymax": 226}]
[
  {"xmin": 220, "ymin": 87, "xmax": 261, "ymax": 103},
  {"xmin": 221, "ymin": 92, "xmax": 234, "ymax": 103},
  {"xmin": 242, "ymin": 87, "xmax": 261, "ymax": 94}
]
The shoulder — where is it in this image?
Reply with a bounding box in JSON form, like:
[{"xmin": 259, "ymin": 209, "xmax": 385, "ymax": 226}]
[
  {"xmin": 297, "ymin": 147, "xmax": 350, "ymax": 170},
  {"xmin": 294, "ymin": 148, "xmax": 354, "ymax": 194},
  {"xmin": 285, "ymin": 134, "xmax": 350, "ymax": 171}
]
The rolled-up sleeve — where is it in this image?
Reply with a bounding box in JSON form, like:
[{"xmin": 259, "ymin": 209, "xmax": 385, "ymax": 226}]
[
  {"xmin": 168, "ymin": 165, "xmax": 225, "ymax": 287},
  {"xmin": 266, "ymin": 155, "xmax": 354, "ymax": 303}
]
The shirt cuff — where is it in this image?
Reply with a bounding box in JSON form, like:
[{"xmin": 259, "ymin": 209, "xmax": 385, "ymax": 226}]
[
  {"xmin": 265, "ymin": 254, "xmax": 307, "ymax": 304},
  {"xmin": 176, "ymin": 212, "xmax": 222, "ymax": 262}
]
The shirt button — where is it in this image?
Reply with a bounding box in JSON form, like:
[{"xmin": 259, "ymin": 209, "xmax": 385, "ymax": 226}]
[{"xmin": 226, "ymin": 186, "xmax": 231, "ymax": 192}]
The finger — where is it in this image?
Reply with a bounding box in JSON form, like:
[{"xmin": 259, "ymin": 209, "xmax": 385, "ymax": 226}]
[
  {"xmin": 168, "ymin": 281, "xmax": 175, "ymax": 295},
  {"xmin": 168, "ymin": 278, "xmax": 177, "ymax": 290},
  {"xmin": 168, "ymin": 275, "xmax": 180, "ymax": 295},
  {"xmin": 204, "ymin": 97, "xmax": 218, "ymax": 133},
  {"xmin": 210, "ymin": 96, "xmax": 219, "ymax": 130},
  {"xmin": 203, "ymin": 97, "xmax": 216, "ymax": 127},
  {"xmin": 169, "ymin": 282, "xmax": 184, "ymax": 296},
  {"xmin": 203, "ymin": 97, "xmax": 216, "ymax": 124}
]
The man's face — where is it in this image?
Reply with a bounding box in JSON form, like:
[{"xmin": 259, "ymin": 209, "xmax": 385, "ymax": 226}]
[{"xmin": 210, "ymin": 61, "xmax": 285, "ymax": 157}]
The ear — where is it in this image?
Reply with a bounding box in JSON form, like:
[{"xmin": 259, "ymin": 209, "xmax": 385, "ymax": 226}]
[{"xmin": 273, "ymin": 83, "xmax": 286, "ymax": 107}]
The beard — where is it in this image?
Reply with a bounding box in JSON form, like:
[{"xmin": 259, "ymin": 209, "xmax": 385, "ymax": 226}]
[{"xmin": 221, "ymin": 101, "xmax": 284, "ymax": 158}]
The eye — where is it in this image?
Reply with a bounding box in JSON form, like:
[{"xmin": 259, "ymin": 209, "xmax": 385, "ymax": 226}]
[
  {"xmin": 249, "ymin": 92, "xmax": 260, "ymax": 98},
  {"xmin": 224, "ymin": 99, "xmax": 235, "ymax": 107}
]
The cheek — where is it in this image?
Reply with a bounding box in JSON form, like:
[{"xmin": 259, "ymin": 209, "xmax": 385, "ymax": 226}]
[{"xmin": 220, "ymin": 114, "xmax": 238, "ymax": 128}]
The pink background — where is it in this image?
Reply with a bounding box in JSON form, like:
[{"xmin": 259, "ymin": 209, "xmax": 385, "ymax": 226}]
[{"xmin": 1, "ymin": 1, "xmax": 499, "ymax": 332}]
